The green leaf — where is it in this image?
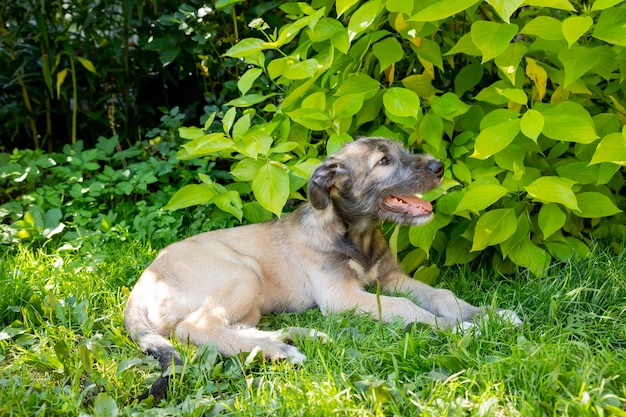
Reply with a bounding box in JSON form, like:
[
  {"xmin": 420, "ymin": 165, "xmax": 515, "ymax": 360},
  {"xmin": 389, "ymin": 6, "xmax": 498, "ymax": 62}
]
[
  {"xmin": 409, "ymin": 214, "xmax": 451, "ymax": 253},
  {"xmin": 410, "ymin": 0, "xmax": 481, "ymax": 21},
  {"xmin": 538, "ymin": 203, "xmax": 566, "ymax": 238},
  {"xmin": 216, "ymin": 0, "xmax": 244, "ymax": 8},
  {"xmin": 472, "ymin": 118, "xmax": 521, "ymax": 159},
  {"xmin": 591, "ymin": 0, "xmax": 623, "ymax": 11},
  {"xmin": 336, "ymin": 0, "xmax": 360, "ymax": 17},
  {"xmin": 179, "ymin": 133, "xmax": 235, "ymax": 159},
  {"xmin": 94, "ymin": 393, "xmax": 119, "ymax": 417},
  {"xmin": 593, "ymin": 8, "xmax": 626, "ymax": 46},
  {"xmin": 327, "ymin": 133, "xmax": 353, "ymax": 155},
  {"xmin": 267, "ymin": 56, "xmax": 291, "ymax": 79},
  {"xmin": 158, "ymin": 47, "xmax": 180, "ymax": 66},
  {"xmin": 302, "ymin": 91, "xmax": 327, "ymax": 110},
  {"xmin": 413, "ymin": 38, "xmax": 444, "ymax": 71},
  {"xmin": 454, "ymin": 63, "xmax": 483, "ymax": 96},
  {"xmin": 520, "ymin": 109, "xmax": 544, "ymax": 142},
  {"xmin": 240, "ymin": 131, "xmax": 273, "ymax": 158},
  {"xmin": 238, "ymin": 68, "xmax": 262, "ymax": 96},
  {"xmin": 179, "ymin": 126, "xmax": 206, "ymax": 140},
  {"xmin": 523, "ymin": 0, "xmax": 575, "ymax": 10},
  {"xmin": 573, "ymin": 192, "xmax": 622, "ymax": 218},
  {"xmin": 485, "ymin": 0, "xmax": 525, "ymax": 23},
  {"xmin": 499, "ymin": 214, "xmax": 530, "ymax": 258},
  {"xmin": 525, "ymin": 176, "xmax": 579, "ymax": 210},
  {"xmin": 494, "ymin": 43, "xmax": 527, "ymax": 85},
  {"xmin": 558, "ymin": 45, "xmax": 597, "ymax": 88},
  {"xmin": 445, "ymin": 236, "xmax": 480, "ymax": 266},
  {"xmin": 309, "ymin": 18, "xmax": 344, "ymax": 42},
  {"xmin": 400, "ymin": 248, "xmax": 428, "ymax": 273},
  {"xmin": 554, "ymin": 160, "xmax": 599, "ymax": 184},
  {"xmin": 590, "ymin": 132, "xmax": 626, "ymax": 165},
  {"xmin": 545, "ymin": 238, "xmax": 590, "ymax": 262},
  {"xmin": 164, "ymin": 184, "xmax": 216, "ymax": 210},
  {"xmin": 223, "ymin": 107, "xmax": 236, "ymax": 134},
  {"xmin": 287, "ymin": 108, "xmax": 333, "ymax": 130},
  {"xmin": 501, "ymin": 88, "xmax": 527, "ymax": 104},
  {"xmin": 372, "ymin": 37, "xmax": 404, "ymax": 71},
  {"xmin": 413, "ymin": 264, "xmax": 440, "ymax": 285},
  {"xmin": 335, "ymin": 73, "xmax": 381, "ymax": 97},
  {"xmin": 445, "ymin": 33, "xmax": 482, "ymax": 57},
  {"xmin": 331, "ymin": 29, "xmax": 351, "ymax": 54},
  {"xmin": 348, "ymin": 0, "xmax": 383, "ymax": 40},
  {"xmin": 226, "ymin": 93, "xmax": 279, "ymax": 107},
  {"xmin": 213, "ymin": 190, "xmax": 243, "ymax": 221},
  {"xmin": 332, "ymin": 94, "xmax": 365, "ymax": 119},
  {"xmin": 225, "ymin": 38, "xmax": 266, "ymax": 58},
  {"xmin": 419, "ymin": 113, "xmax": 443, "ymax": 152},
  {"xmin": 507, "ymin": 238, "xmax": 550, "ymax": 277},
  {"xmin": 252, "ymin": 162, "xmax": 290, "ymax": 216},
  {"xmin": 520, "ymin": 16, "xmax": 564, "ymax": 41},
  {"xmin": 282, "ymin": 58, "xmax": 319, "ymax": 80},
  {"xmin": 540, "ymin": 102, "xmax": 599, "ymax": 143},
  {"xmin": 562, "ymin": 16, "xmax": 593, "ymax": 48},
  {"xmin": 56, "ymin": 68, "xmax": 69, "ymax": 99},
  {"xmin": 474, "ymin": 81, "xmax": 510, "ymax": 105},
  {"xmin": 383, "ymin": 88, "xmax": 420, "ymax": 118},
  {"xmin": 77, "ymin": 57, "xmax": 97, "ymax": 74},
  {"xmin": 470, "ymin": 21, "xmax": 519, "ymax": 63},
  {"xmin": 232, "ymin": 113, "xmax": 251, "ymax": 141},
  {"xmin": 454, "ymin": 184, "xmax": 509, "ymax": 214},
  {"xmin": 471, "ymin": 208, "xmax": 517, "ymax": 251},
  {"xmin": 429, "ymin": 93, "xmax": 471, "ymax": 120}
]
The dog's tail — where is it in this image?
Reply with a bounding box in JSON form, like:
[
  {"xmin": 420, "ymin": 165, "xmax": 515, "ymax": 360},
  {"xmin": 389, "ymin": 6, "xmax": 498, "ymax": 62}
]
[{"xmin": 125, "ymin": 302, "xmax": 182, "ymax": 401}]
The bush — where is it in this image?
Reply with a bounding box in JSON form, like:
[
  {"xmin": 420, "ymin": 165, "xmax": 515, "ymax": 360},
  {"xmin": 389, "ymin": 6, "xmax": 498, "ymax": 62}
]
[
  {"xmin": 0, "ymin": 108, "xmax": 241, "ymax": 248},
  {"xmin": 0, "ymin": 0, "xmax": 282, "ymax": 150},
  {"xmin": 170, "ymin": 0, "xmax": 625, "ymax": 277}
]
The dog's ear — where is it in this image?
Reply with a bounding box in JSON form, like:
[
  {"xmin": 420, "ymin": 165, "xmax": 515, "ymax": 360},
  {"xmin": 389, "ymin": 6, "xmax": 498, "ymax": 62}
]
[{"xmin": 308, "ymin": 161, "xmax": 351, "ymax": 210}]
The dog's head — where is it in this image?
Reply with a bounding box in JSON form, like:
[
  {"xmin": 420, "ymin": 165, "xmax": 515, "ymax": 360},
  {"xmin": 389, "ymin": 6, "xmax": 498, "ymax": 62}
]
[{"xmin": 308, "ymin": 137, "xmax": 443, "ymax": 227}]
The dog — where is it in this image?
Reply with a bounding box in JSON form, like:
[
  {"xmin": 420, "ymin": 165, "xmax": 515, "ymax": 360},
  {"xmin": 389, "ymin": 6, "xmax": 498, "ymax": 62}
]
[{"xmin": 125, "ymin": 137, "xmax": 521, "ymax": 400}]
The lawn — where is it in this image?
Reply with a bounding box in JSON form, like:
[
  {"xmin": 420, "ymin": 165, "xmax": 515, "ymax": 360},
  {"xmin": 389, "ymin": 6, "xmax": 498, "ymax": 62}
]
[{"xmin": 1, "ymin": 238, "xmax": 625, "ymax": 416}]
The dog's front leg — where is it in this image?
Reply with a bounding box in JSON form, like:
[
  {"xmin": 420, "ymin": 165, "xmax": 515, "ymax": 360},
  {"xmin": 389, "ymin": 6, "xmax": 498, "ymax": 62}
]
[
  {"xmin": 382, "ymin": 272, "xmax": 522, "ymax": 326},
  {"xmin": 318, "ymin": 280, "xmax": 466, "ymax": 329},
  {"xmin": 382, "ymin": 273, "xmax": 481, "ymax": 321}
]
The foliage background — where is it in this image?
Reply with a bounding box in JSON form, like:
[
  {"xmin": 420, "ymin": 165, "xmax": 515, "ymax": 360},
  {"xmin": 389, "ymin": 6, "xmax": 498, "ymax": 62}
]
[
  {"xmin": 165, "ymin": 0, "xmax": 626, "ymax": 278},
  {"xmin": 2, "ymin": 0, "xmax": 625, "ymax": 275},
  {"xmin": 0, "ymin": 0, "xmax": 280, "ymax": 150},
  {"xmin": 1, "ymin": 1, "xmax": 626, "ymax": 415}
]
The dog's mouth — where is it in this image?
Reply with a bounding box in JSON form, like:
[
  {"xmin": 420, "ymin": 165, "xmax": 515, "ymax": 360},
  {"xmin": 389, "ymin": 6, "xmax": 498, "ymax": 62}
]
[{"xmin": 381, "ymin": 194, "xmax": 433, "ymax": 217}]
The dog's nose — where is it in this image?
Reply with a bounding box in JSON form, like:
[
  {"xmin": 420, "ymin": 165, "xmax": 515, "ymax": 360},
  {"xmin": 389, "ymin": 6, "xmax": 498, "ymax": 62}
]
[{"xmin": 427, "ymin": 160, "xmax": 444, "ymax": 178}]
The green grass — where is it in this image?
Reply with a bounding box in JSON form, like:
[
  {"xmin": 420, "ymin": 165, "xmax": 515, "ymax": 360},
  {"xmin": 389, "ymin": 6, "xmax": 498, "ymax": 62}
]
[{"xmin": 1, "ymin": 238, "xmax": 625, "ymax": 416}]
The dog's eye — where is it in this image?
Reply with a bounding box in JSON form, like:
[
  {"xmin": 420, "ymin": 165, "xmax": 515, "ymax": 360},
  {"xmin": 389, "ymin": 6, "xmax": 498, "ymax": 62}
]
[{"xmin": 378, "ymin": 156, "xmax": 390, "ymax": 166}]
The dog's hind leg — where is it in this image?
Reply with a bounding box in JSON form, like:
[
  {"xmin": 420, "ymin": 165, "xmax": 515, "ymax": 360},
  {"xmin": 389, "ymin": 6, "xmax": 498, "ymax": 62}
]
[{"xmin": 175, "ymin": 309, "xmax": 309, "ymax": 364}]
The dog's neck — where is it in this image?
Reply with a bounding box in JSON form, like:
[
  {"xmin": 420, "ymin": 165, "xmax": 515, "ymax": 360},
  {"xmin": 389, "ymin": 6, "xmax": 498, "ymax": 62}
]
[
  {"xmin": 341, "ymin": 222, "xmax": 387, "ymax": 269},
  {"xmin": 295, "ymin": 203, "xmax": 385, "ymax": 269}
]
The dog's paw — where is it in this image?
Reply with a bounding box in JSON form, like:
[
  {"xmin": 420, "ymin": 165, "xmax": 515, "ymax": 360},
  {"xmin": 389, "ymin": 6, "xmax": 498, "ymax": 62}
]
[
  {"xmin": 282, "ymin": 345, "xmax": 307, "ymax": 364},
  {"xmin": 496, "ymin": 309, "xmax": 523, "ymax": 326},
  {"xmin": 453, "ymin": 321, "xmax": 478, "ymax": 334},
  {"xmin": 306, "ymin": 329, "xmax": 331, "ymax": 344}
]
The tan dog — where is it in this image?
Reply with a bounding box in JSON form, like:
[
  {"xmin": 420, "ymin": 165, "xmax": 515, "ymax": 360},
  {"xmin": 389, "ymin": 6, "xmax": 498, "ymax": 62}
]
[{"xmin": 125, "ymin": 137, "xmax": 521, "ymax": 400}]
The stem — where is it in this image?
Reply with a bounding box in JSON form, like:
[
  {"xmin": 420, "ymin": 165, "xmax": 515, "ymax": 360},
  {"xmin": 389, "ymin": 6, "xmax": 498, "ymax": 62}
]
[
  {"xmin": 231, "ymin": 6, "xmax": 239, "ymax": 42},
  {"xmin": 122, "ymin": 0, "xmax": 131, "ymax": 142},
  {"xmin": 70, "ymin": 57, "xmax": 77, "ymax": 144}
]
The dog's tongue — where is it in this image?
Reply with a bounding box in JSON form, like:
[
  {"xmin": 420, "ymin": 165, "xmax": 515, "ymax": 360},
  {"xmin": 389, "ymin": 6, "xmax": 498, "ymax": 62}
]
[{"xmin": 386, "ymin": 195, "xmax": 432, "ymax": 215}]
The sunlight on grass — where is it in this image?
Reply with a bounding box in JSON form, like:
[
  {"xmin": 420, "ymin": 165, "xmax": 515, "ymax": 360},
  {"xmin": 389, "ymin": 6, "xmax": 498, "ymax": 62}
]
[{"xmin": 1, "ymin": 241, "xmax": 625, "ymax": 416}]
